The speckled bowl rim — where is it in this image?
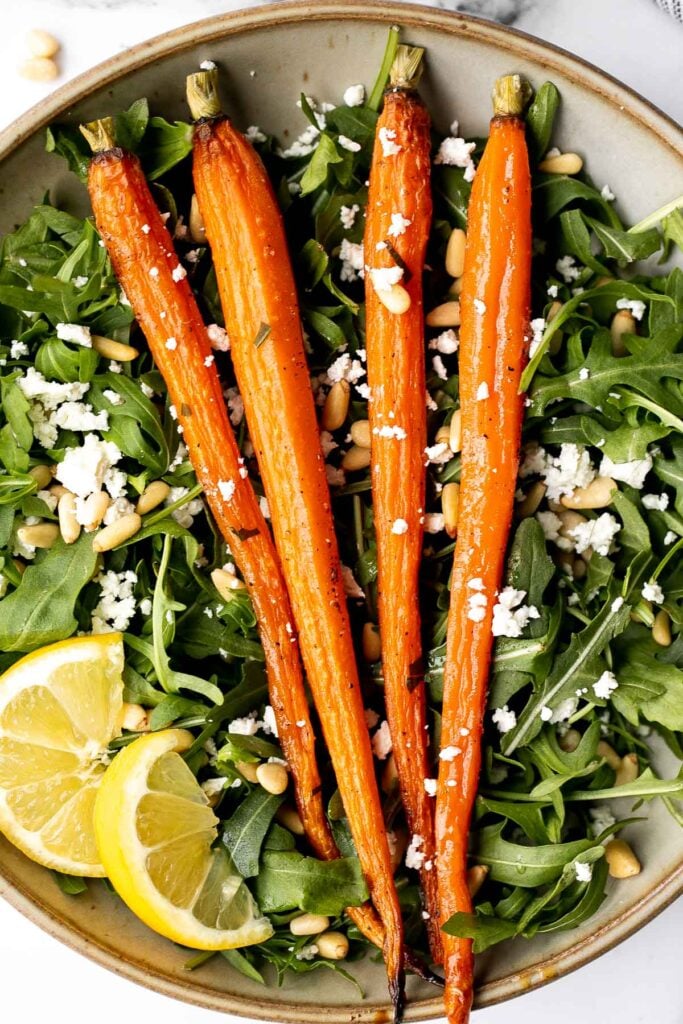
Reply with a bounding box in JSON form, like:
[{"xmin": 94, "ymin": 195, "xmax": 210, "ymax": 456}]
[{"xmin": 0, "ymin": 2, "xmax": 681, "ymax": 1020}]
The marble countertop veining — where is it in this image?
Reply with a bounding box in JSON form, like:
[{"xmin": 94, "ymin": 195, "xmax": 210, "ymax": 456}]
[{"xmin": 0, "ymin": 2, "xmax": 681, "ymax": 1024}]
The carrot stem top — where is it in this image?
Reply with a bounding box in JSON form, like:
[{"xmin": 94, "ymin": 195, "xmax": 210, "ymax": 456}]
[
  {"xmin": 186, "ymin": 68, "xmax": 223, "ymax": 121},
  {"xmin": 80, "ymin": 117, "xmax": 116, "ymax": 153},
  {"xmin": 492, "ymin": 74, "xmax": 532, "ymax": 117},
  {"xmin": 389, "ymin": 44, "xmax": 425, "ymax": 91}
]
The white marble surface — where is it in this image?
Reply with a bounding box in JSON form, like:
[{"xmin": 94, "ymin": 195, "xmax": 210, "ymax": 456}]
[{"xmin": 0, "ymin": 2, "xmax": 681, "ymax": 1023}]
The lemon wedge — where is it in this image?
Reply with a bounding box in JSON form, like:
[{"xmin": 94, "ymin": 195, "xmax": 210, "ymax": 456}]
[
  {"xmin": 0, "ymin": 633, "xmax": 125, "ymax": 875},
  {"xmin": 93, "ymin": 728, "xmax": 273, "ymax": 949}
]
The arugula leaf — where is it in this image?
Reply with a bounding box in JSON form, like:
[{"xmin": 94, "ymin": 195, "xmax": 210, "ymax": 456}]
[
  {"xmin": 525, "ymin": 82, "xmax": 560, "ymax": 165},
  {"xmin": 223, "ymin": 789, "xmax": 284, "ymax": 877},
  {"xmin": 473, "ymin": 822, "xmax": 595, "ymax": 887},
  {"xmin": 255, "ymin": 851, "xmax": 368, "ymax": 915},
  {"xmin": 299, "ymin": 135, "xmax": 343, "ymax": 197}
]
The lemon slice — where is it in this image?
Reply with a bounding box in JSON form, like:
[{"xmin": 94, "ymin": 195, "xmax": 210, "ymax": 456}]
[
  {"xmin": 0, "ymin": 633, "xmax": 125, "ymax": 875},
  {"xmin": 94, "ymin": 728, "xmax": 273, "ymax": 949}
]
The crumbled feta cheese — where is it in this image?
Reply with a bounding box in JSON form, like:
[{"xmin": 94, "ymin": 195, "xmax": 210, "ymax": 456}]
[
  {"xmin": 244, "ymin": 125, "xmax": 267, "ymax": 143},
  {"xmin": 370, "ymin": 265, "xmax": 404, "ymax": 292},
  {"xmin": 641, "ymin": 492, "xmax": 669, "ymax": 511},
  {"xmin": 326, "ymin": 464, "xmax": 345, "ymax": 486},
  {"xmin": 492, "ymin": 706, "xmax": 516, "ymax": 734},
  {"xmin": 103, "ymin": 496, "xmax": 135, "ymax": 525},
  {"xmin": 600, "ymin": 184, "xmax": 615, "ymax": 202},
  {"xmin": 551, "ymin": 698, "xmax": 578, "ymax": 723},
  {"xmin": 338, "ymin": 134, "xmax": 361, "ymax": 152},
  {"xmin": 387, "ymin": 212, "xmax": 412, "ymax": 237},
  {"xmin": 540, "ymin": 706, "xmax": 553, "ymax": 722},
  {"xmin": 467, "ymin": 589, "xmax": 487, "ymax": 623},
  {"xmin": 439, "ymin": 745, "xmax": 461, "ymax": 762},
  {"xmin": 207, "ymin": 323, "xmax": 230, "ymax": 351},
  {"xmin": 339, "ymin": 238, "xmax": 365, "ymax": 282},
  {"xmin": 424, "ymin": 513, "xmax": 445, "ymax": 533},
  {"xmin": 340, "ymin": 203, "xmax": 360, "ymax": 230},
  {"xmin": 52, "ymin": 402, "xmax": 109, "ymax": 433},
  {"xmin": 529, "ymin": 318, "xmax": 546, "ymax": 358},
  {"xmin": 340, "ymin": 564, "xmax": 364, "ymax": 599},
  {"xmin": 434, "ymin": 135, "xmax": 476, "ymax": 168},
  {"xmin": 599, "ymin": 452, "xmax": 652, "ymax": 489},
  {"xmin": 165, "ymin": 486, "xmax": 204, "ymax": 528},
  {"xmin": 473, "ymin": 298, "xmax": 486, "ymax": 316},
  {"xmin": 320, "ymin": 430, "xmax": 339, "ymax": 457},
  {"xmin": 429, "ymin": 329, "xmax": 458, "ymax": 355},
  {"xmin": 259, "ymin": 495, "xmax": 271, "ymax": 519},
  {"xmin": 423, "ymin": 778, "xmax": 437, "ymax": 797},
  {"xmin": 262, "ymin": 705, "xmax": 278, "ymax": 737},
  {"xmin": 593, "ymin": 670, "xmax": 619, "ymax": 700},
  {"xmin": 281, "ymin": 123, "xmax": 320, "ymax": 159},
  {"xmin": 224, "ymin": 387, "xmax": 244, "ymax": 427},
  {"xmin": 374, "ymin": 424, "xmax": 407, "ymax": 440},
  {"xmin": 56, "ymin": 323, "xmax": 92, "ymax": 348},
  {"xmin": 574, "ymin": 861, "xmax": 593, "ymax": 883},
  {"xmin": 424, "ymin": 442, "xmax": 451, "ymax": 465},
  {"xmin": 467, "ymin": 577, "xmax": 485, "ymax": 591},
  {"xmin": 148, "ymin": 267, "xmax": 159, "ymax": 279},
  {"xmin": 91, "ymin": 569, "xmax": 138, "ymax": 634},
  {"xmin": 171, "ymin": 264, "xmax": 187, "ymax": 282},
  {"xmin": 578, "ymin": 367, "xmax": 591, "ymax": 380},
  {"xmin": 568, "ymin": 512, "xmax": 620, "ymax": 556},
  {"xmin": 556, "ymin": 255, "xmax": 581, "ymax": 282},
  {"xmin": 165, "ymin": 337, "xmax": 178, "ymax": 352},
  {"xmin": 379, "ymin": 127, "xmax": 401, "ymax": 157},
  {"xmin": 56, "ymin": 434, "xmax": 122, "ymax": 498},
  {"xmin": 664, "ymin": 530, "xmax": 678, "ymax": 546},
  {"xmin": 547, "ymin": 284, "xmax": 559, "ymax": 298},
  {"xmin": 218, "ymin": 479, "xmax": 235, "ymax": 502},
  {"xmin": 536, "ymin": 510, "xmax": 563, "ymax": 545},
  {"xmin": 228, "ymin": 714, "xmax": 259, "ymax": 736},
  {"xmin": 589, "ymin": 805, "xmax": 616, "ymax": 837},
  {"xmin": 432, "ymin": 355, "xmax": 448, "ymax": 381},
  {"xmin": 372, "ymin": 720, "xmax": 393, "ymax": 760},
  {"xmin": 543, "ymin": 444, "xmax": 596, "ymax": 501},
  {"xmin": 405, "ymin": 833, "xmax": 425, "ymax": 870},
  {"xmin": 10, "ymin": 340, "xmax": 29, "ymax": 360},
  {"xmin": 491, "ymin": 587, "xmax": 541, "ymax": 637},
  {"xmin": 476, "ymin": 381, "xmax": 489, "ymax": 400},
  {"xmin": 519, "ymin": 444, "xmax": 548, "ymax": 479},
  {"xmin": 326, "ymin": 351, "xmax": 366, "ymax": 385},
  {"xmin": 102, "ymin": 388, "xmax": 124, "ymax": 407},
  {"xmin": 203, "ymin": 354, "xmax": 215, "ymax": 368},
  {"xmin": 642, "ymin": 579, "xmax": 664, "ymax": 603},
  {"xmin": 343, "ymin": 83, "xmax": 365, "ymax": 107},
  {"xmin": 392, "ymin": 518, "xmax": 409, "ymax": 535},
  {"xmin": 616, "ymin": 297, "xmax": 646, "ymax": 321}
]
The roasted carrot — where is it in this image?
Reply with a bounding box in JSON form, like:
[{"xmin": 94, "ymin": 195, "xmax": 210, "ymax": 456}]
[
  {"xmin": 186, "ymin": 71, "xmax": 405, "ymax": 1015},
  {"xmin": 364, "ymin": 46, "xmax": 441, "ymax": 962},
  {"xmin": 435, "ymin": 75, "xmax": 532, "ymax": 1024},
  {"xmin": 80, "ymin": 118, "xmax": 336, "ymax": 883}
]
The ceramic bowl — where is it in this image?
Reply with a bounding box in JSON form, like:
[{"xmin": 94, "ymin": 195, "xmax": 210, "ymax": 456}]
[{"xmin": 0, "ymin": 2, "xmax": 681, "ymax": 1020}]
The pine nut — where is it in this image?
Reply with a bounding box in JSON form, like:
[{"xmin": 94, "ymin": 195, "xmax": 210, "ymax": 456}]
[
  {"xmin": 211, "ymin": 567, "xmax": 246, "ymax": 601},
  {"xmin": 362, "ymin": 622, "xmax": 381, "ymax": 663},
  {"xmin": 350, "ymin": 419, "xmax": 371, "ymax": 449},
  {"xmin": 317, "ymin": 931, "xmax": 349, "ymax": 960},
  {"xmin": 17, "ymin": 523, "xmax": 59, "ymax": 548},
  {"xmin": 58, "ymin": 492, "xmax": 81, "ymax": 545},
  {"xmin": 19, "ymin": 57, "xmax": 58, "ymax": 82},
  {"xmin": 92, "ymin": 512, "xmax": 142, "ymax": 552},
  {"xmin": 136, "ymin": 480, "xmax": 171, "ymax": 515},
  {"xmin": 554, "ymin": 550, "xmax": 575, "ymax": 577},
  {"xmin": 538, "ymin": 152, "xmax": 583, "ymax": 174},
  {"xmin": 435, "ymin": 424, "xmax": 451, "ymax": 446},
  {"xmin": 547, "ymin": 301, "xmax": 563, "ymax": 322},
  {"xmin": 573, "ymin": 557, "xmax": 588, "ymax": 579},
  {"xmin": 201, "ymin": 779, "xmax": 225, "ymax": 807},
  {"xmin": 236, "ymin": 761, "xmax": 259, "ymax": 783},
  {"xmin": 449, "ymin": 410, "xmax": 462, "ymax": 453},
  {"xmin": 442, "ymin": 482, "xmax": 460, "ymax": 538},
  {"xmin": 518, "ymin": 481, "xmax": 547, "ymax": 518},
  {"xmin": 558, "ymin": 728, "xmax": 581, "ymax": 753},
  {"xmin": 342, "ymin": 445, "xmax": 371, "ymax": 472},
  {"xmin": 81, "ymin": 491, "xmax": 111, "ymax": 532},
  {"xmin": 615, "ymin": 753, "xmax": 639, "ymax": 787},
  {"xmin": 381, "ymin": 753, "xmax": 399, "ymax": 794},
  {"xmin": 445, "ymin": 228, "xmax": 466, "ymax": 278},
  {"xmin": 597, "ymin": 740, "xmax": 621, "ymax": 771},
  {"xmin": 610, "ymin": 310, "xmax": 636, "ymax": 357},
  {"xmin": 605, "ymin": 839, "xmax": 641, "ymax": 879},
  {"xmin": 26, "ymin": 29, "xmax": 60, "ymax": 58},
  {"xmin": 256, "ymin": 761, "xmax": 288, "ymax": 795},
  {"xmin": 275, "ymin": 804, "xmax": 305, "ymax": 836},
  {"xmin": 426, "ymin": 301, "xmax": 460, "ymax": 328},
  {"xmin": 376, "ymin": 283, "xmax": 411, "ymax": 315},
  {"xmin": 449, "ymin": 276, "xmax": 463, "ymax": 297},
  {"xmin": 12, "ymin": 559, "xmax": 27, "ymax": 575},
  {"xmin": 189, "ymin": 194, "xmax": 206, "ymax": 243},
  {"xmin": 28, "ymin": 464, "xmax": 52, "ymax": 489},
  {"xmin": 92, "ymin": 335, "xmax": 139, "ymax": 361},
  {"xmin": 121, "ymin": 702, "xmax": 150, "ymax": 732},
  {"xmin": 652, "ymin": 609, "xmax": 672, "ymax": 647},
  {"xmin": 561, "ymin": 476, "xmax": 617, "ymax": 510},
  {"xmin": 289, "ymin": 913, "xmax": 329, "ymax": 936},
  {"xmin": 322, "ymin": 380, "xmax": 350, "ymax": 431},
  {"xmin": 595, "ymin": 276, "xmax": 613, "ymax": 288},
  {"xmin": 49, "ymin": 483, "xmax": 70, "ymax": 499},
  {"xmin": 556, "ymin": 508, "xmax": 587, "ymax": 535},
  {"xmin": 467, "ymin": 865, "xmax": 489, "ymax": 897}
]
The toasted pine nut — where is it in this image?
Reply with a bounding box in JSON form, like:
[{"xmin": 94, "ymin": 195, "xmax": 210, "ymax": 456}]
[
  {"xmin": 610, "ymin": 310, "xmax": 636, "ymax": 357},
  {"xmin": 342, "ymin": 445, "xmax": 371, "ymax": 472},
  {"xmin": 26, "ymin": 29, "xmax": 60, "ymax": 58},
  {"xmin": 211, "ymin": 566, "xmax": 245, "ymax": 601},
  {"xmin": 554, "ymin": 550, "xmax": 575, "ymax": 577},
  {"xmin": 561, "ymin": 476, "xmax": 617, "ymax": 510},
  {"xmin": 121, "ymin": 702, "xmax": 150, "ymax": 732},
  {"xmin": 236, "ymin": 760, "xmax": 259, "ymax": 783},
  {"xmin": 92, "ymin": 335, "xmax": 139, "ymax": 361},
  {"xmin": 573, "ymin": 557, "xmax": 588, "ymax": 579},
  {"xmin": 290, "ymin": 913, "xmax": 329, "ymax": 936},
  {"xmin": 317, "ymin": 931, "xmax": 349, "ymax": 960},
  {"xmin": 322, "ymin": 380, "xmax": 350, "ymax": 431},
  {"xmin": 467, "ymin": 865, "xmax": 489, "ymax": 897},
  {"xmin": 445, "ymin": 228, "xmax": 466, "ymax": 278},
  {"xmin": 518, "ymin": 481, "xmax": 547, "ymax": 518},
  {"xmin": 381, "ymin": 753, "xmax": 399, "ymax": 795},
  {"xmin": 435, "ymin": 424, "xmax": 451, "ymax": 446},
  {"xmin": 547, "ymin": 301, "xmax": 563, "ymax": 323},
  {"xmin": 538, "ymin": 152, "xmax": 583, "ymax": 175},
  {"xmin": 58, "ymin": 492, "xmax": 81, "ymax": 545},
  {"xmin": 652, "ymin": 609, "xmax": 672, "ymax": 647},
  {"xmin": 19, "ymin": 57, "xmax": 58, "ymax": 82},
  {"xmin": 350, "ymin": 419, "xmax": 371, "ymax": 449},
  {"xmin": 595, "ymin": 275, "xmax": 613, "ymax": 288},
  {"xmin": 17, "ymin": 523, "xmax": 59, "ymax": 548},
  {"xmin": 449, "ymin": 276, "xmax": 463, "ymax": 297},
  {"xmin": 275, "ymin": 804, "xmax": 305, "ymax": 836},
  {"xmin": 256, "ymin": 761, "xmax": 288, "ymax": 795},
  {"xmin": 28, "ymin": 464, "xmax": 52, "ymax": 489},
  {"xmin": 189, "ymin": 194, "xmax": 206, "ymax": 243},
  {"xmin": 605, "ymin": 839, "xmax": 641, "ymax": 879},
  {"xmin": 442, "ymin": 482, "xmax": 460, "ymax": 538},
  {"xmin": 615, "ymin": 753, "xmax": 639, "ymax": 787},
  {"xmin": 597, "ymin": 740, "xmax": 621, "ymax": 771},
  {"xmin": 376, "ymin": 283, "xmax": 411, "ymax": 315},
  {"xmin": 201, "ymin": 778, "xmax": 226, "ymax": 807},
  {"xmin": 136, "ymin": 480, "xmax": 171, "ymax": 515},
  {"xmin": 49, "ymin": 483, "xmax": 70, "ymax": 499},
  {"xmin": 558, "ymin": 728, "xmax": 581, "ymax": 753},
  {"xmin": 556, "ymin": 508, "xmax": 587, "ymax": 536},
  {"xmin": 80, "ymin": 491, "xmax": 111, "ymax": 532},
  {"xmin": 426, "ymin": 301, "xmax": 460, "ymax": 328},
  {"xmin": 362, "ymin": 622, "xmax": 381, "ymax": 663},
  {"xmin": 449, "ymin": 410, "xmax": 462, "ymax": 453},
  {"xmin": 92, "ymin": 512, "xmax": 142, "ymax": 553}
]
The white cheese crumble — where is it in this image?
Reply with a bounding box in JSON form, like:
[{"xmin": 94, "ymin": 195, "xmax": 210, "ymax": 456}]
[
  {"xmin": 392, "ymin": 518, "xmax": 409, "ymax": 535},
  {"xmin": 543, "ymin": 444, "xmax": 596, "ymax": 501},
  {"xmin": 56, "ymin": 433, "xmax": 122, "ymax": 498},
  {"xmin": 326, "ymin": 351, "xmax": 366, "ymax": 385},
  {"xmin": 589, "ymin": 805, "xmax": 616, "ymax": 837},
  {"xmin": 434, "ymin": 134, "xmax": 476, "ymax": 172},
  {"xmin": 578, "ymin": 367, "xmax": 591, "ymax": 380},
  {"xmin": 387, "ymin": 212, "xmax": 412, "ymax": 237},
  {"xmin": 204, "ymin": 354, "xmax": 215, "ymax": 368},
  {"xmin": 102, "ymin": 389, "xmax": 124, "ymax": 406},
  {"xmin": 373, "ymin": 424, "xmax": 407, "ymax": 440},
  {"xmin": 473, "ymin": 298, "xmax": 486, "ymax": 315},
  {"xmin": 641, "ymin": 492, "xmax": 668, "ymax": 511},
  {"xmin": 439, "ymin": 745, "xmax": 461, "ymax": 762},
  {"xmin": 326, "ymin": 464, "xmax": 345, "ymax": 487},
  {"xmin": 664, "ymin": 530, "xmax": 678, "ymax": 545},
  {"xmin": 207, "ymin": 323, "xmax": 230, "ymax": 351},
  {"xmin": 340, "ymin": 203, "xmax": 360, "ymax": 230},
  {"xmin": 491, "ymin": 587, "xmax": 541, "ymax": 637},
  {"xmin": 642, "ymin": 579, "xmax": 664, "ymax": 604},
  {"xmin": 424, "ymin": 778, "xmax": 437, "ymax": 797},
  {"xmin": 10, "ymin": 340, "xmax": 28, "ymax": 359},
  {"xmin": 467, "ymin": 589, "xmax": 487, "ymax": 623},
  {"xmin": 424, "ymin": 513, "xmax": 445, "ymax": 534},
  {"xmin": 262, "ymin": 705, "xmax": 279, "ymax": 737},
  {"xmin": 338, "ymin": 134, "xmax": 361, "ymax": 153},
  {"xmin": 259, "ymin": 495, "xmax": 271, "ymax": 520},
  {"xmin": 432, "ymin": 355, "xmax": 448, "ymax": 381},
  {"xmin": 165, "ymin": 337, "xmax": 178, "ymax": 351},
  {"xmin": 529, "ymin": 317, "xmax": 546, "ymax": 358},
  {"xmin": 540, "ymin": 706, "xmax": 553, "ymax": 722},
  {"xmin": 218, "ymin": 479, "xmax": 236, "ymax": 502},
  {"xmin": 338, "ymin": 238, "xmax": 365, "ymax": 282},
  {"xmin": 91, "ymin": 569, "xmax": 138, "ymax": 634},
  {"xmin": 165, "ymin": 486, "xmax": 204, "ymax": 528},
  {"xmin": 343, "ymin": 84, "xmax": 365, "ymax": 107},
  {"xmin": 56, "ymin": 323, "xmax": 92, "ymax": 347},
  {"xmin": 225, "ymin": 387, "xmax": 244, "ymax": 426},
  {"xmin": 320, "ymin": 430, "xmax": 339, "ymax": 457},
  {"xmin": 599, "ymin": 452, "xmax": 652, "ymax": 489},
  {"xmin": 369, "ymin": 265, "xmax": 404, "ymax": 292},
  {"xmin": 616, "ymin": 297, "xmax": 646, "ymax": 321},
  {"xmin": 600, "ymin": 184, "xmax": 615, "ymax": 202},
  {"xmin": 244, "ymin": 125, "xmax": 267, "ymax": 143},
  {"xmin": 379, "ymin": 127, "xmax": 402, "ymax": 157},
  {"xmin": 428, "ymin": 329, "xmax": 459, "ymax": 354},
  {"xmin": 492, "ymin": 706, "xmax": 517, "ymax": 734},
  {"xmin": 371, "ymin": 720, "xmax": 393, "ymax": 760},
  {"xmin": 52, "ymin": 402, "xmax": 109, "ymax": 433},
  {"xmin": 551, "ymin": 697, "xmax": 578, "ymax": 723},
  {"xmin": 171, "ymin": 264, "xmax": 187, "ymax": 282},
  {"xmin": 405, "ymin": 833, "xmax": 425, "ymax": 870},
  {"xmin": 556, "ymin": 255, "xmax": 581, "ymax": 282},
  {"xmin": 228, "ymin": 713, "xmax": 259, "ymax": 736},
  {"xmin": 547, "ymin": 284, "xmax": 559, "ymax": 298},
  {"xmin": 476, "ymin": 381, "xmax": 489, "ymax": 400},
  {"xmin": 593, "ymin": 670, "xmax": 619, "ymax": 700},
  {"xmin": 424, "ymin": 442, "xmax": 452, "ymax": 465},
  {"xmin": 568, "ymin": 513, "xmax": 621, "ymax": 556},
  {"xmin": 574, "ymin": 861, "xmax": 593, "ymax": 883}
]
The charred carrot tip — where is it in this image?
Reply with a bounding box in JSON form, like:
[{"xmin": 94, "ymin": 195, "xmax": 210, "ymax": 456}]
[
  {"xmin": 389, "ymin": 44, "xmax": 425, "ymax": 90},
  {"xmin": 491, "ymin": 74, "xmax": 533, "ymax": 117},
  {"xmin": 404, "ymin": 949, "xmax": 445, "ymax": 987},
  {"xmin": 389, "ymin": 974, "xmax": 406, "ymax": 1024},
  {"xmin": 80, "ymin": 117, "xmax": 116, "ymax": 153},
  {"xmin": 186, "ymin": 68, "xmax": 223, "ymax": 121}
]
